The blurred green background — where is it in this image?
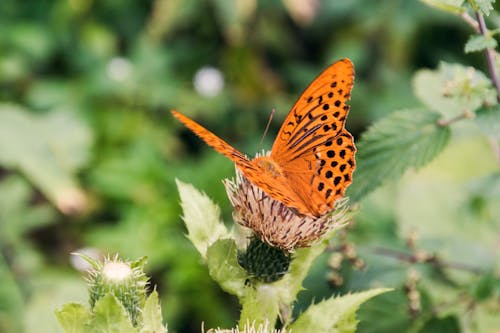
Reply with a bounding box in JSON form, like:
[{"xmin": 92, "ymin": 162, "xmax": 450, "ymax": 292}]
[{"xmin": 1, "ymin": 0, "xmax": 499, "ymax": 332}]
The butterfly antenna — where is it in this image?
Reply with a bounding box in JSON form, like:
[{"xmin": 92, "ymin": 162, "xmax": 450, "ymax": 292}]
[{"xmin": 258, "ymin": 108, "xmax": 276, "ymax": 151}]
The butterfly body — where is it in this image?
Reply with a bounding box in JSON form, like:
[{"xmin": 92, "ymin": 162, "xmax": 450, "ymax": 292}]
[{"xmin": 172, "ymin": 58, "xmax": 356, "ymax": 217}]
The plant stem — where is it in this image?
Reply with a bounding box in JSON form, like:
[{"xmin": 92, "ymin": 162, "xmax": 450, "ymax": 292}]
[
  {"xmin": 476, "ymin": 11, "xmax": 500, "ymax": 103},
  {"xmin": 461, "ymin": 12, "xmax": 480, "ymax": 32},
  {"xmin": 372, "ymin": 247, "xmax": 484, "ymax": 275},
  {"xmin": 437, "ymin": 110, "xmax": 473, "ymax": 126}
]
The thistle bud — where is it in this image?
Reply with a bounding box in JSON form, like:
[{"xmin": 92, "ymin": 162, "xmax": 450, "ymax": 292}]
[{"xmin": 76, "ymin": 253, "xmax": 149, "ymax": 326}]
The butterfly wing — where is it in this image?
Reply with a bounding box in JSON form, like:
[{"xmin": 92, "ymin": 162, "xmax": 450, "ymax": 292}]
[
  {"xmin": 270, "ymin": 58, "xmax": 356, "ymax": 216},
  {"xmin": 172, "ymin": 110, "xmax": 251, "ymax": 165},
  {"xmin": 171, "ymin": 110, "xmax": 303, "ymax": 207}
]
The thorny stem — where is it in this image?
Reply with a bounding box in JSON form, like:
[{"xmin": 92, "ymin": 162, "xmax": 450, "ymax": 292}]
[
  {"xmin": 373, "ymin": 247, "xmax": 484, "ymax": 275},
  {"xmin": 476, "ymin": 12, "xmax": 500, "ymax": 103}
]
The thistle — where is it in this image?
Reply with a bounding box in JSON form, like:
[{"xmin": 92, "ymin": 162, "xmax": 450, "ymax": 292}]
[
  {"xmin": 77, "ymin": 253, "xmax": 149, "ymax": 326},
  {"xmin": 224, "ymin": 168, "xmax": 349, "ymax": 282}
]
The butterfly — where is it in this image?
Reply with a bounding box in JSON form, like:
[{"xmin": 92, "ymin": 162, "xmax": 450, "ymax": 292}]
[{"xmin": 172, "ymin": 58, "xmax": 356, "ymax": 217}]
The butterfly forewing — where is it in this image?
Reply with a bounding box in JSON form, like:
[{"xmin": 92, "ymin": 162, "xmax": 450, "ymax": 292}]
[
  {"xmin": 172, "ymin": 110, "xmax": 249, "ymax": 163},
  {"xmin": 270, "ymin": 58, "xmax": 356, "ymax": 216},
  {"xmin": 271, "ymin": 58, "xmax": 354, "ymax": 163}
]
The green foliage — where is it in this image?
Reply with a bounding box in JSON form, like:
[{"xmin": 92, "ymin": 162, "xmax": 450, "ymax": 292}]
[
  {"xmin": 56, "ymin": 293, "xmax": 167, "ymax": 333},
  {"xmin": 55, "ymin": 303, "xmax": 91, "ymax": 333},
  {"xmin": 468, "ymin": 0, "xmax": 496, "ymax": 15},
  {"xmin": 55, "ymin": 256, "xmax": 167, "ymax": 333},
  {"xmin": 91, "ymin": 294, "xmax": 136, "ymax": 333},
  {"xmin": 1, "ymin": 0, "xmax": 500, "ymax": 331},
  {"xmin": 207, "ymin": 239, "xmax": 247, "ymax": 298},
  {"xmin": 475, "ymin": 104, "xmax": 500, "ymax": 138},
  {"xmin": 419, "ymin": 0, "xmax": 465, "ymax": 14},
  {"xmin": 465, "ymin": 34, "xmax": 498, "ymax": 52},
  {"xmin": 348, "ymin": 109, "xmax": 451, "ymax": 202},
  {"xmin": 0, "ymin": 104, "xmax": 92, "ymax": 213},
  {"xmin": 140, "ymin": 290, "xmax": 168, "ymax": 333},
  {"xmin": 177, "ymin": 181, "xmax": 389, "ymax": 331},
  {"xmin": 414, "ymin": 62, "xmax": 496, "ymax": 117},
  {"xmin": 289, "ymin": 288, "xmax": 391, "ymax": 333},
  {"xmin": 176, "ymin": 180, "xmax": 229, "ymax": 259}
]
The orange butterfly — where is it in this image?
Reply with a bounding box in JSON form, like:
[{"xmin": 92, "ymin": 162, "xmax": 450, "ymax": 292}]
[{"xmin": 172, "ymin": 58, "xmax": 356, "ymax": 217}]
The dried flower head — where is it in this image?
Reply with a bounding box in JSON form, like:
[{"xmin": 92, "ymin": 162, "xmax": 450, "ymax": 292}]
[{"xmin": 224, "ymin": 167, "xmax": 350, "ymax": 252}]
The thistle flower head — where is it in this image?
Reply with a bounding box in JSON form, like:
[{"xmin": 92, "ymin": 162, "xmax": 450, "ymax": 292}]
[{"xmin": 224, "ymin": 167, "xmax": 350, "ymax": 253}]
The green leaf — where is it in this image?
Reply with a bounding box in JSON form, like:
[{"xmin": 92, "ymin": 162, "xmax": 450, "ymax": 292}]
[
  {"xmin": 55, "ymin": 303, "xmax": 92, "ymax": 333},
  {"xmin": 347, "ymin": 109, "xmax": 451, "ymax": 202},
  {"xmin": 470, "ymin": 271, "xmax": 497, "ymax": 301},
  {"xmin": 465, "ymin": 34, "xmax": 498, "ymax": 53},
  {"xmin": 176, "ymin": 179, "xmax": 229, "ymax": 259},
  {"xmin": 276, "ymin": 243, "xmax": 329, "ymax": 305},
  {"xmin": 0, "ymin": 104, "xmax": 92, "ymax": 213},
  {"xmin": 475, "ymin": 104, "xmax": 500, "ymax": 139},
  {"xmin": 206, "ymin": 239, "xmax": 247, "ymax": 298},
  {"xmin": 239, "ymin": 285, "xmax": 281, "ymax": 329},
  {"xmin": 89, "ymin": 293, "xmax": 136, "ymax": 333},
  {"xmin": 468, "ymin": 0, "xmax": 495, "ymax": 15},
  {"xmin": 413, "ymin": 62, "xmax": 496, "ymax": 117},
  {"xmin": 419, "ymin": 315, "xmax": 461, "ymax": 333},
  {"xmin": 419, "ymin": 0, "xmax": 465, "ymax": 14},
  {"xmin": 140, "ymin": 290, "xmax": 167, "ymax": 333},
  {"xmin": 289, "ymin": 288, "xmax": 392, "ymax": 332}
]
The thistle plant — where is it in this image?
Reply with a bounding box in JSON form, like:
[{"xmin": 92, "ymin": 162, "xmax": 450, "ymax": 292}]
[
  {"xmin": 55, "ymin": 255, "xmax": 168, "ymax": 333},
  {"xmin": 177, "ymin": 173, "xmax": 390, "ymax": 332}
]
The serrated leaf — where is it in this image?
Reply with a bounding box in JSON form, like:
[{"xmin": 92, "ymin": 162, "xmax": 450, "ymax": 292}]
[
  {"xmin": 475, "ymin": 104, "xmax": 500, "ymax": 139},
  {"xmin": 55, "ymin": 303, "xmax": 92, "ymax": 333},
  {"xmin": 347, "ymin": 109, "xmax": 450, "ymax": 202},
  {"xmin": 206, "ymin": 239, "xmax": 247, "ymax": 298},
  {"xmin": 176, "ymin": 179, "xmax": 229, "ymax": 259},
  {"xmin": 275, "ymin": 243, "xmax": 328, "ymax": 305},
  {"xmin": 289, "ymin": 288, "xmax": 392, "ymax": 332},
  {"xmin": 420, "ymin": 0, "xmax": 465, "ymax": 14},
  {"xmin": 0, "ymin": 104, "xmax": 92, "ymax": 213},
  {"xmin": 469, "ymin": 0, "xmax": 495, "ymax": 15},
  {"xmin": 239, "ymin": 284, "xmax": 281, "ymax": 329},
  {"xmin": 89, "ymin": 293, "xmax": 136, "ymax": 333},
  {"xmin": 465, "ymin": 34, "xmax": 498, "ymax": 53},
  {"xmin": 140, "ymin": 290, "xmax": 167, "ymax": 333},
  {"xmin": 414, "ymin": 62, "xmax": 496, "ymax": 117}
]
